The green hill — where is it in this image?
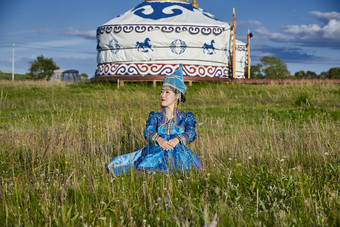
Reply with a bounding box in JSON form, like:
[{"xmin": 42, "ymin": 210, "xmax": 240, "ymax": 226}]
[{"xmin": 0, "ymin": 72, "xmax": 35, "ymax": 80}]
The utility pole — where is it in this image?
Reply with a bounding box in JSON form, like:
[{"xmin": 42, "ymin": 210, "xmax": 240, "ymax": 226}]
[
  {"xmin": 232, "ymin": 8, "xmax": 236, "ymax": 79},
  {"xmin": 12, "ymin": 43, "xmax": 15, "ymax": 81},
  {"xmin": 247, "ymin": 30, "xmax": 253, "ymax": 79},
  {"xmin": 247, "ymin": 30, "xmax": 250, "ymax": 79}
]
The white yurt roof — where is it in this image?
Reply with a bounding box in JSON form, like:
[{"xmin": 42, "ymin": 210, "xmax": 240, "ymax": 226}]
[{"xmin": 103, "ymin": 1, "xmax": 229, "ymax": 28}]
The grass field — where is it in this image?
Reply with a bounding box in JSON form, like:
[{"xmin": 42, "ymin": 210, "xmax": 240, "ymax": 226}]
[
  {"xmin": 0, "ymin": 80, "xmax": 339, "ymax": 226},
  {"xmin": 0, "ymin": 72, "xmax": 34, "ymax": 81}
]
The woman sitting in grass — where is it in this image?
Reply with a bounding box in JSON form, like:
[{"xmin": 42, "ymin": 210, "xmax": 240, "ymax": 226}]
[{"xmin": 108, "ymin": 64, "xmax": 202, "ymax": 175}]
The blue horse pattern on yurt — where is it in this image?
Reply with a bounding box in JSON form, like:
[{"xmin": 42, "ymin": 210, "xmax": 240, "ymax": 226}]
[
  {"xmin": 202, "ymin": 40, "xmax": 216, "ymax": 55},
  {"xmin": 136, "ymin": 38, "xmax": 154, "ymax": 53}
]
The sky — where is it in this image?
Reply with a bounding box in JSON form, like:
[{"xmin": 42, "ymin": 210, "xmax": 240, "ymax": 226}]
[{"xmin": 0, "ymin": 0, "xmax": 339, "ymax": 77}]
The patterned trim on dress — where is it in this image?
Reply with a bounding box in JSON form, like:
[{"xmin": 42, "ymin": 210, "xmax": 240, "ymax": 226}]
[
  {"xmin": 174, "ymin": 111, "xmax": 186, "ymax": 132},
  {"xmin": 157, "ymin": 111, "xmax": 167, "ymax": 129},
  {"xmin": 95, "ymin": 63, "xmax": 230, "ymax": 78},
  {"xmin": 97, "ymin": 24, "xmax": 226, "ymax": 36},
  {"xmin": 151, "ymin": 133, "xmax": 160, "ymax": 145},
  {"xmin": 176, "ymin": 134, "xmax": 187, "ymax": 145},
  {"xmin": 166, "ymin": 119, "xmax": 173, "ymax": 135}
]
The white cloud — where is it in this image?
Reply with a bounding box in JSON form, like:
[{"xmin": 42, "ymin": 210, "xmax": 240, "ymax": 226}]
[
  {"xmin": 54, "ymin": 55, "xmax": 95, "ymax": 60},
  {"xmin": 310, "ymin": 11, "xmax": 340, "ymax": 22},
  {"xmin": 256, "ymin": 27, "xmax": 293, "ymax": 41},
  {"xmin": 255, "ymin": 26, "xmax": 270, "ymax": 35},
  {"xmin": 323, "ymin": 19, "xmax": 340, "ymax": 39},
  {"xmin": 37, "ymin": 28, "xmax": 54, "ymax": 33},
  {"xmin": 26, "ymin": 39, "xmax": 87, "ymax": 48},
  {"xmin": 283, "ymin": 16, "xmax": 340, "ymax": 42},
  {"xmin": 37, "ymin": 27, "xmax": 96, "ymax": 40},
  {"xmin": 270, "ymin": 32, "xmax": 293, "ymax": 41},
  {"xmin": 237, "ymin": 20, "xmax": 262, "ymax": 26},
  {"xmin": 65, "ymin": 28, "xmax": 96, "ymax": 39},
  {"xmin": 256, "ymin": 11, "xmax": 340, "ymax": 48},
  {"xmin": 284, "ymin": 24, "xmax": 322, "ymax": 36}
]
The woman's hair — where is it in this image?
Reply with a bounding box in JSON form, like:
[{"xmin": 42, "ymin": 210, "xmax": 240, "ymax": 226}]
[{"xmin": 163, "ymin": 85, "xmax": 186, "ymax": 103}]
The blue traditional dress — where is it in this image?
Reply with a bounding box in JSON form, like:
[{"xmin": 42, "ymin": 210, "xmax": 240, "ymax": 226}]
[{"xmin": 108, "ymin": 109, "xmax": 202, "ymax": 175}]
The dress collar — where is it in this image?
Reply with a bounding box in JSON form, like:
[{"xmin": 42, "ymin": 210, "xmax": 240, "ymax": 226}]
[{"xmin": 161, "ymin": 107, "xmax": 181, "ymax": 120}]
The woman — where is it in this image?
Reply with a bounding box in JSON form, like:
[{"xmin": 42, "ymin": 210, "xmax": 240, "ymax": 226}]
[{"xmin": 108, "ymin": 64, "xmax": 202, "ymax": 175}]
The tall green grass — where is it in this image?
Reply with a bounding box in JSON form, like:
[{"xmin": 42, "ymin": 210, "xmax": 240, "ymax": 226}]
[{"xmin": 0, "ymin": 80, "xmax": 339, "ymax": 226}]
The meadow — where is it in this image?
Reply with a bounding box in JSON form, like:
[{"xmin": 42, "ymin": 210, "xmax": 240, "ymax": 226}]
[
  {"xmin": 0, "ymin": 72, "xmax": 33, "ymax": 81},
  {"xmin": 0, "ymin": 80, "xmax": 339, "ymax": 226}
]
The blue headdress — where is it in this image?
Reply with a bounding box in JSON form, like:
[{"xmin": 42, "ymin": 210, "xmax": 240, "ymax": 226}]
[{"xmin": 163, "ymin": 64, "xmax": 187, "ymax": 95}]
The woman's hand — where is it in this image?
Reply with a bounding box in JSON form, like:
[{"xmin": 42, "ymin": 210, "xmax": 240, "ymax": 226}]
[
  {"xmin": 168, "ymin": 137, "xmax": 179, "ymax": 148},
  {"xmin": 157, "ymin": 137, "xmax": 177, "ymax": 151}
]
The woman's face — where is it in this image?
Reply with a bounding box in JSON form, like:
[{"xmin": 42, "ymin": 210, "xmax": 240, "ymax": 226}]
[{"xmin": 161, "ymin": 87, "xmax": 177, "ymax": 107}]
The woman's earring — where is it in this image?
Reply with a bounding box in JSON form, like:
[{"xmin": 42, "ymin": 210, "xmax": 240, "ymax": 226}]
[{"xmin": 173, "ymin": 100, "xmax": 178, "ymax": 115}]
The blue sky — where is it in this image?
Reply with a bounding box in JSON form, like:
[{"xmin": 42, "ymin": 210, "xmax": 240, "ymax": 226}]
[{"xmin": 0, "ymin": 0, "xmax": 339, "ymax": 77}]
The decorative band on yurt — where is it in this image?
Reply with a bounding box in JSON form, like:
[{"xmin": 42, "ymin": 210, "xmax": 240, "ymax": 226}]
[{"xmin": 95, "ymin": 63, "xmax": 230, "ymax": 78}]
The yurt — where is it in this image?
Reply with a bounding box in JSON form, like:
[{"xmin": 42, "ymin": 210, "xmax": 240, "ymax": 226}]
[
  {"xmin": 50, "ymin": 69, "xmax": 81, "ymax": 82},
  {"xmin": 92, "ymin": 0, "xmax": 249, "ymax": 82},
  {"xmin": 235, "ymin": 40, "xmax": 248, "ymax": 78}
]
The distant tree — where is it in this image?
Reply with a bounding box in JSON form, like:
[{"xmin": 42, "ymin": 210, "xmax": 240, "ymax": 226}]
[
  {"xmin": 29, "ymin": 55, "xmax": 59, "ymax": 79},
  {"xmin": 319, "ymin": 71, "xmax": 328, "ymax": 78},
  {"xmin": 319, "ymin": 67, "xmax": 340, "ymax": 79},
  {"xmin": 306, "ymin": 70, "xmax": 318, "ymax": 79},
  {"xmin": 250, "ymin": 64, "xmax": 264, "ymax": 78},
  {"xmin": 80, "ymin": 73, "xmax": 88, "ymax": 80},
  {"xmin": 294, "ymin": 70, "xmax": 318, "ymax": 79},
  {"xmin": 249, "ymin": 57, "xmax": 290, "ymax": 79},
  {"xmin": 328, "ymin": 67, "xmax": 340, "ymax": 79},
  {"xmin": 260, "ymin": 56, "xmax": 290, "ymax": 78},
  {"xmin": 306, "ymin": 70, "xmax": 319, "ymax": 79},
  {"xmin": 294, "ymin": 70, "xmax": 305, "ymax": 79}
]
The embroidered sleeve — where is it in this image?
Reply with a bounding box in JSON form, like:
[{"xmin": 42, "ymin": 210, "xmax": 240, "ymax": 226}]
[
  {"xmin": 177, "ymin": 112, "xmax": 197, "ymax": 146},
  {"xmin": 143, "ymin": 112, "xmax": 159, "ymax": 145}
]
